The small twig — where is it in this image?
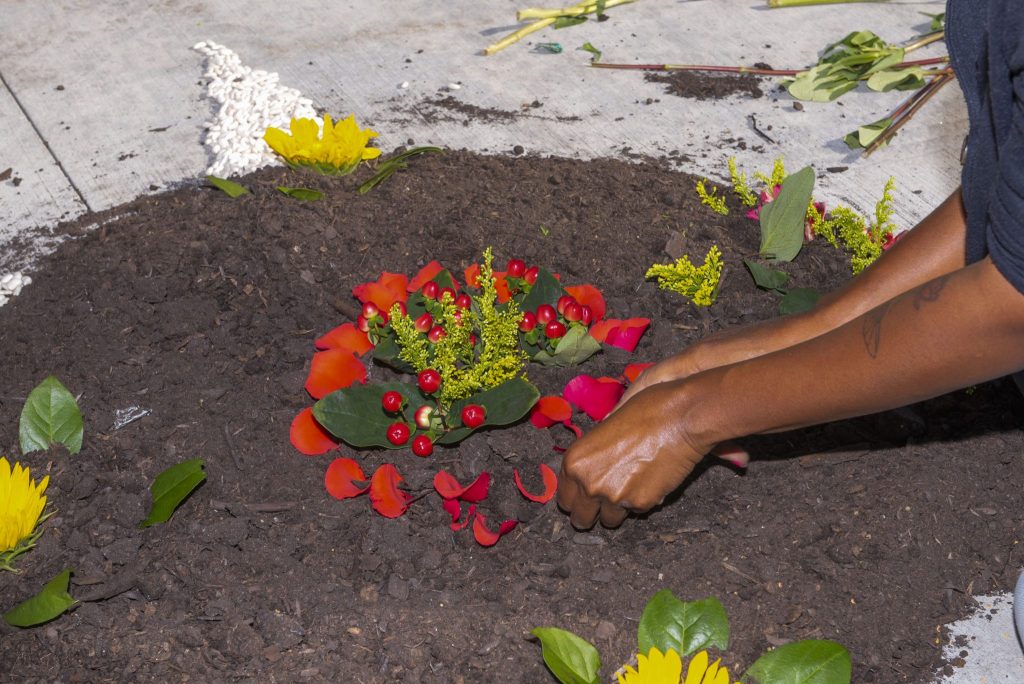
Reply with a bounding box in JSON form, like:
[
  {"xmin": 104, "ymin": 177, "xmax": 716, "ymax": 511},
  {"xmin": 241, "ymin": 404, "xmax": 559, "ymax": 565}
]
[
  {"xmin": 747, "ymin": 114, "xmax": 777, "ymax": 144},
  {"xmin": 221, "ymin": 423, "xmax": 245, "ymax": 470},
  {"xmin": 903, "ymin": 30, "xmax": 945, "ymax": 53},
  {"xmin": 591, "ymin": 56, "xmax": 947, "ymax": 75},
  {"xmin": 483, "ymin": 18, "xmax": 556, "ymax": 56}
]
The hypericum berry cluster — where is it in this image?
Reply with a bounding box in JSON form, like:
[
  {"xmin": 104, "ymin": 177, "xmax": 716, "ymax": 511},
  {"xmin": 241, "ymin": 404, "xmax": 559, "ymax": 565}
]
[
  {"xmin": 415, "ymin": 283, "xmax": 475, "ymax": 346},
  {"xmin": 379, "ymin": 370, "xmax": 487, "ymax": 457},
  {"xmin": 518, "ymin": 292, "xmax": 594, "ymax": 347},
  {"xmin": 357, "ymin": 301, "xmax": 407, "ymax": 336}
]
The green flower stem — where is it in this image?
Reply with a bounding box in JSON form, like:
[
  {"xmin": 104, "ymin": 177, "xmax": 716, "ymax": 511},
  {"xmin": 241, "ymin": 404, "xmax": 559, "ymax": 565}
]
[
  {"xmin": 767, "ymin": 0, "xmax": 887, "ymax": 7},
  {"xmin": 483, "ymin": 17, "xmax": 556, "ymax": 55},
  {"xmin": 516, "ymin": 0, "xmax": 633, "ymax": 21},
  {"xmin": 903, "ymin": 30, "xmax": 945, "ymax": 53},
  {"xmin": 592, "ymin": 56, "xmax": 946, "ymax": 75}
]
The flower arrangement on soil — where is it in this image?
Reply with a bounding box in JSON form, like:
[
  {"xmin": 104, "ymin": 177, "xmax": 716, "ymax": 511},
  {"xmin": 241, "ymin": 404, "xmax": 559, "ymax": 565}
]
[
  {"xmin": 290, "ymin": 248, "xmax": 650, "ymax": 545},
  {"xmin": 0, "ymin": 457, "xmax": 50, "ymax": 573}
]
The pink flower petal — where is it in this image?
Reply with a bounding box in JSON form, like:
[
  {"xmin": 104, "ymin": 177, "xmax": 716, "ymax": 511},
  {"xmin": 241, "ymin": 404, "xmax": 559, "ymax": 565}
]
[{"xmin": 563, "ymin": 375, "xmax": 625, "ymax": 422}]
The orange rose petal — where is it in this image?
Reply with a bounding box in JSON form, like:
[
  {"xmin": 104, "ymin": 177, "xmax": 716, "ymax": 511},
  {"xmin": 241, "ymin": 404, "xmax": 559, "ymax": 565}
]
[
  {"xmin": 493, "ymin": 271, "xmax": 511, "ymax": 304},
  {"xmin": 623, "ymin": 362, "xmax": 654, "ymax": 384},
  {"xmin": 565, "ymin": 284, "xmax": 607, "ymax": 323},
  {"xmin": 472, "ymin": 513, "xmax": 518, "ymax": 547},
  {"xmin": 315, "ymin": 322, "xmax": 373, "ymax": 355},
  {"xmin": 587, "ymin": 318, "xmax": 616, "ymax": 343},
  {"xmin": 290, "ymin": 407, "xmax": 340, "ymax": 456},
  {"xmin": 513, "ymin": 464, "xmax": 558, "ymax": 504},
  {"xmin": 433, "ymin": 470, "xmax": 491, "ymax": 502},
  {"xmin": 324, "ymin": 457, "xmax": 370, "ymax": 499},
  {"xmin": 352, "ymin": 272, "xmax": 409, "ymax": 311},
  {"xmin": 408, "ymin": 261, "xmax": 445, "ymax": 292},
  {"xmin": 304, "ymin": 349, "xmax": 367, "ymax": 399},
  {"xmin": 464, "ymin": 263, "xmax": 481, "ymax": 288},
  {"xmin": 530, "ymin": 396, "xmax": 573, "ymax": 428},
  {"xmin": 369, "ymin": 463, "xmax": 413, "ymax": 518}
]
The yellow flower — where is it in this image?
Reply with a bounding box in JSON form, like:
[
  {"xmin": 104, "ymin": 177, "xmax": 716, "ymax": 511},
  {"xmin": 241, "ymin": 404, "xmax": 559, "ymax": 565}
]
[
  {"xmin": 618, "ymin": 647, "xmax": 682, "ymax": 684},
  {"xmin": 264, "ymin": 114, "xmax": 382, "ymax": 175},
  {"xmin": 683, "ymin": 650, "xmax": 738, "ymax": 684},
  {"xmin": 0, "ymin": 457, "xmax": 50, "ymax": 572}
]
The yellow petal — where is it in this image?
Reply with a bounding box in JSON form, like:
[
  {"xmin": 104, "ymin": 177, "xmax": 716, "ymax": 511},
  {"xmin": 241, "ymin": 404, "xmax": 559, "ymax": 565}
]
[{"xmin": 684, "ymin": 651, "xmax": 709, "ymax": 684}]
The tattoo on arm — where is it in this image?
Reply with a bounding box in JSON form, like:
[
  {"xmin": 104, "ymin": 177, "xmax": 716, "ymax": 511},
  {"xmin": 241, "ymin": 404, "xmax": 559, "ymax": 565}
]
[
  {"xmin": 912, "ymin": 274, "xmax": 950, "ymax": 310},
  {"xmin": 861, "ymin": 302, "xmax": 893, "ymax": 359}
]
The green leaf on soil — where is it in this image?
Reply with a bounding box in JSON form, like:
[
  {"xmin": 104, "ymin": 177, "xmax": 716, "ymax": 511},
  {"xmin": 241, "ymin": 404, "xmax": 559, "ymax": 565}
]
[
  {"xmin": 759, "ymin": 166, "xmax": 814, "ymax": 262},
  {"xmin": 531, "ymin": 627, "xmax": 601, "ymax": 684},
  {"xmin": 531, "ymin": 326, "xmax": 602, "ymax": 367},
  {"xmin": 357, "ymin": 146, "xmax": 442, "ymax": 195},
  {"xmin": 19, "ymin": 376, "xmax": 83, "ymax": 455},
  {"xmin": 844, "ymin": 117, "xmax": 892, "ymax": 150},
  {"xmin": 3, "ymin": 568, "xmax": 78, "ymax": 628},
  {"xmin": 277, "ymin": 186, "xmax": 323, "ymax": 201},
  {"xmin": 579, "ymin": 42, "xmax": 602, "ymax": 62},
  {"xmin": 206, "ymin": 175, "xmax": 249, "ymax": 197},
  {"xmin": 779, "ymin": 287, "xmax": 820, "ymax": 315},
  {"xmin": 553, "ymin": 16, "xmax": 587, "ymax": 29},
  {"xmin": 140, "ymin": 459, "xmax": 207, "ymax": 528},
  {"xmin": 314, "ymin": 382, "xmax": 430, "ymax": 448},
  {"xmin": 744, "ymin": 259, "xmax": 789, "ymax": 291},
  {"xmin": 744, "ymin": 639, "xmax": 851, "ymax": 684},
  {"xmin": 637, "ymin": 591, "xmax": 729, "ymax": 658},
  {"xmin": 435, "ymin": 377, "xmax": 540, "ymax": 445}
]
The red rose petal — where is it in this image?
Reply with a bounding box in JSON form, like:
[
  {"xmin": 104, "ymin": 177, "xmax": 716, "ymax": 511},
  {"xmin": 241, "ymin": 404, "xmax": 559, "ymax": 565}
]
[
  {"xmin": 513, "ymin": 464, "xmax": 558, "ymax": 503},
  {"xmin": 492, "ymin": 271, "xmax": 511, "ymax": 304},
  {"xmin": 290, "ymin": 407, "xmax": 340, "ymax": 456},
  {"xmin": 442, "ymin": 498, "xmax": 462, "ymax": 526},
  {"xmin": 591, "ymin": 318, "xmax": 651, "ymax": 352},
  {"xmin": 304, "ymin": 349, "xmax": 367, "ymax": 399},
  {"xmin": 565, "ymin": 284, "xmax": 606, "ymax": 323},
  {"xmin": 464, "ymin": 263, "xmax": 481, "ymax": 288},
  {"xmin": 369, "ymin": 463, "xmax": 413, "ymax": 518},
  {"xmin": 408, "ymin": 261, "xmax": 445, "ymax": 292},
  {"xmin": 433, "ymin": 471, "xmax": 491, "ymax": 502},
  {"xmin": 623, "ymin": 362, "xmax": 654, "ymax": 384},
  {"xmin": 324, "ymin": 457, "xmax": 369, "ymax": 499},
  {"xmin": 472, "ymin": 513, "xmax": 518, "ymax": 547},
  {"xmin": 587, "ymin": 319, "xmax": 616, "ymax": 343},
  {"xmin": 452, "ymin": 504, "xmax": 477, "ymax": 531},
  {"xmin": 563, "ymin": 375, "xmax": 625, "ymax": 422},
  {"xmin": 530, "ymin": 396, "xmax": 573, "ymax": 428},
  {"xmin": 315, "ymin": 322, "xmax": 373, "ymax": 356},
  {"xmin": 352, "ymin": 272, "xmax": 409, "ymax": 311}
]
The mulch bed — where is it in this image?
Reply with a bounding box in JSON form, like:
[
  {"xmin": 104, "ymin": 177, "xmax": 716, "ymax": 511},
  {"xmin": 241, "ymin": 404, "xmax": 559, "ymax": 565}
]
[{"xmin": 1, "ymin": 151, "xmax": 1021, "ymax": 682}]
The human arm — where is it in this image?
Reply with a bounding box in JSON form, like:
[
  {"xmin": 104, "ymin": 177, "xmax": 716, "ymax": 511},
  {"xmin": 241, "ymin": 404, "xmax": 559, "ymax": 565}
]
[{"xmin": 559, "ymin": 254, "xmax": 1024, "ymax": 529}]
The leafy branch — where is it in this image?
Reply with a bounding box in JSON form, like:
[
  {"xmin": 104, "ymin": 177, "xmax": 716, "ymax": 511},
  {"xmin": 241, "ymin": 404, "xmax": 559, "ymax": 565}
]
[{"xmin": 483, "ymin": 0, "xmax": 635, "ymax": 56}]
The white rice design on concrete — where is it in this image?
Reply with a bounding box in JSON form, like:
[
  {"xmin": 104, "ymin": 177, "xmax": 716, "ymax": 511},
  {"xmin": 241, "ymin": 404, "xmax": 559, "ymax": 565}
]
[
  {"xmin": 193, "ymin": 40, "xmax": 319, "ymax": 178},
  {"xmin": 0, "ymin": 271, "xmax": 31, "ymax": 308}
]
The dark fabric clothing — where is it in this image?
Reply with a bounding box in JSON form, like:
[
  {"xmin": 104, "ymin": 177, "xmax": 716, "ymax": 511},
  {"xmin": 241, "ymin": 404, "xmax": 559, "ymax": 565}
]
[{"xmin": 948, "ymin": 0, "xmax": 1024, "ymax": 293}]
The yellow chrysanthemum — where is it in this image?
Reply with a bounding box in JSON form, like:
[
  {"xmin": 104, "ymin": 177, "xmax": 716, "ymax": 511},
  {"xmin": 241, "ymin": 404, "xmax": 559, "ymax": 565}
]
[
  {"xmin": 264, "ymin": 114, "xmax": 381, "ymax": 175},
  {"xmin": 683, "ymin": 650, "xmax": 738, "ymax": 684},
  {"xmin": 0, "ymin": 457, "xmax": 50, "ymax": 572},
  {"xmin": 618, "ymin": 647, "xmax": 682, "ymax": 684}
]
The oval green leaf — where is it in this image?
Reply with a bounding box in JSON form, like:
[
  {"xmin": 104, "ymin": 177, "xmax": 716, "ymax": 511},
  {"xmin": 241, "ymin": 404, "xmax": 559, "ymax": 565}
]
[
  {"xmin": 637, "ymin": 590, "xmax": 729, "ymax": 658},
  {"xmin": 744, "ymin": 259, "xmax": 789, "ymax": 292},
  {"xmin": 206, "ymin": 175, "xmax": 249, "ymax": 197},
  {"xmin": 532, "ymin": 325, "xmax": 602, "ymax": 367},
  {"xmin": 140, "ymin": 459, "xmax": 207, "ymax": 528},
  {"xmin": 744, "ymin": 639, "xmax": 851, "ymax": 684},
  {"xmin": 314, "ymin": 382, "xmax": 431, "ymax": 449},
  {"xmin": 3, "ymin": 568, "xmax": 78, "ymax": 628},
  {"xmin": 277, "ymin": 186, "xmax": 323, "ymax": 201},
  {"xmin": 438, "ymin": 377, "xmax": 541, "ymax": 444},
  {"xmin": 531, "ymin": 627, "xmax": 601, "ymax": 684},
  {"xmin": 19, "ymin": 375, "xmax": 84, "ymax": 455},
  {"xmin": 759, "ymin": 166, "xmax": 814, "ymax": 262},
  {"xmin": 779, "ymin": 288, "xmax": 820, "ymax": 315}
]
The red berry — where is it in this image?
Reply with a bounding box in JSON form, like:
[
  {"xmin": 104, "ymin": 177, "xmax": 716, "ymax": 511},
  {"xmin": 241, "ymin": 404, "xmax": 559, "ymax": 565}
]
[
  {"xmin": 412, "ymin": 435, "xmax": 434, "ymax": 457},
  {"xmin": 580, "ymin": 305, "xmax": 593, "ymax": 326},
  {"xmin": 414, "ymin": 405, "xmax": 434, "ymax": 429},
  {"xmin": 563, "ymin": 302, "xmax": 583, "ymax": 323},
  {"xmin": 440, "ymin": 287, "xmax": 457, "ymax": 303},
  {"xmin": 455, "ymin": 293, "xmax": 472, "ymax": 309},
  {"xmin": 507, "ymin": 259, "xmax": 527, "ymax": 278},
  {"xmin": 386, "ymin": 422, "xmax": 410, "ymax": 446},
  {"xmin": 422, "ymin": 281, "xmax": 440, "ymax": 300},
  {"xmin": 536, "ymin": 304, "xmax": 556, "ymax": 325},
  {"xmin": 556, "ymin": 295, "xmax": 576, "ymax": 315},
  {"xmin": 519, "ymin": 311, "xmax": 537, "ymax": 332},
  {"xmin": 461, "ymin": 404, "xmax": 486, "ymax": 429},
  {"xmin": 545, "ymin": 320, "xmax": 567, "ymax": 339},
  {"xmin": 418, "ymin": 369, "xmax": 442, "ymax": 394},
  {"xmin": 427, "ymin": 325, "xmax": 447, "ymax": 343},
  {"xmin": 469, "ymin": 334, "xmax": 478, "ymax": 346},
  {"xmin": 524, "ymin": 266, "xmax": 539, "ymax": 285},
  {"xmin": 381, "ymin": 391, "xmax": 404, "ymax": 413},
  {"xmin": 362, "ymin": 302, "xmax": 380, "ymax": 319},
  {"xmin": 356, "ymin": 314, "xmax": 370, "ymax": 332},
  {"xmin": 415, "ymin": 312, "xmax": 433, "ymax": 333}
]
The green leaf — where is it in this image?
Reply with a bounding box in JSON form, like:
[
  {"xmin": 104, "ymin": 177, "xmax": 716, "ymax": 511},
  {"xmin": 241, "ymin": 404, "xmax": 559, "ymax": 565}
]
[
  {"xmin": 553, "ymin": 16, "xmax": 587, "ymax": 29},
  {"xmin": 744, "ymin": 259, "xmax": 789, "ymax": 292},
  {"xmin": 357, "ymin": 146, "xmax": 442, "ymax": 195},
  {"xmin": 206, "ymin": 175, "xmax": 249, "ymax": 197},
  {"xmin": 922, "ymin": 12, "xmax": 945, "ymax": 31},
  {"xmin": 865, "ymin": 67, "xmax": 925, "ymax": 93},
  {"xmin": 779, "ymin": 288, "xmax": 820, "ymax": 315},
  {"xmin": 531, "ymin": 627, "xmax": 601, "ymax": 684},
  {"xmin": 579, "ymin": 42, "xmax": 602, "ymax": 62},
  {"xmin": 437, "ymin": 377, "xmax": 541, "ymax": 445},
  {"xmin": 520, "ymin": 268, "xmax": 564, "ymax": 312},
  {"xmin": 19, "ymin": 376, "xmax": 83, "ymax": 455},
  {"xmin": 637, "ymin": 591, "xmax": 730, "ymax": 658},
  {"xmin": 537, "ymin": 42, "xmax": 563, "ymax": 54},
  {"xmin": 745, "ymin": 640, "xmax": 851, "ymax": 684},
  {"xmin": 4, "ymin": 569, "xmax": 78, "ymax": 627},
  {"xmin": 532, "ymin": 326, "xmax": 602, "ymax": 367},
  {"xmin": 759, "ymin": 166, "xmax": 814, "ymax": 262},
  {"xmin": 140, "ymin": 459, "xmax": 207, "ymax": 528},
  {"xmin": 277, "ymin": 186, "xmax": 323, "ymax": 201},
  {"xmin": 843, "ymin": 117, "xmax": 892, "ymax": 150}
]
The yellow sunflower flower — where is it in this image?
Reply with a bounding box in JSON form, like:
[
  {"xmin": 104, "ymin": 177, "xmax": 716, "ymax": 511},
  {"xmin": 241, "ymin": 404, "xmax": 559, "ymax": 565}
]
[
  {"xmin": 0, "ymin": 456, "xmax": 50, "ymax": 572},
  {"xmin": 264, "ymin": 114, "xmax": 381, "ymax": 175},
  {"xmin": 683, "ymin": 650, "xmax": 738, "ymax": 684},
  {"xmin": 617, "ymin": 647, "xmax": 682, "ymax": 684}
]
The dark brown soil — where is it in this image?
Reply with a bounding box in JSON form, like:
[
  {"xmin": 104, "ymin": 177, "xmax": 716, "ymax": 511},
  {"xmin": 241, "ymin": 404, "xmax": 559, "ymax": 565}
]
[
  {"xmin": 1, "ymin": 151, "xmax": 1021, "ymax": 683},
  {"xmin": 645, "ymin": 71, "xmax": 765, "ymax": 100}
]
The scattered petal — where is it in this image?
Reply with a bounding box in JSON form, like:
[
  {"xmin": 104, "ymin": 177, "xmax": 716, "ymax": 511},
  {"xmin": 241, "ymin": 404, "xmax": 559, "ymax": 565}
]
[
  {"xmin": 433, "ymin": 471, "xmax": 491, "ymax": 502},
  {"xmin": 463, "ymin": 263, "xmax": 509, "ymax": 302},
  {"xmin": 408, "ymin": 261, "xmax": 445, "ymax": 292},
  {"xmin": 623, "ymin": 362, "xmax": 654, "ymax": 384},
  {"xmin": 442, "ymin": 498, "xmax": 462, "ymax": 524},
  {"xmin": 473, "ymin": 513, "xmax": 518, "ymax": 547},
  {"xmin": 563, "ymin": 375, "xmax": 625, "ymax": 421},
  {"xmin": 324, "ymin": 457, "xmax": 369, "ymax": 499},
  {"xmin": 304, "ymin": 349, "xmax": 367, "ymax": 399},
  {"xmin": 591, "ymin": 318, "xmax": 650, "ymax": 352},
  {"xmin": 565, "ymin": 284, "xmax": 606, "ymax": 323},
  {"xmin": 353, "ymin": 272, "xmax": 409, "ymax": 311},
  {"xmin": 464, "ymin": 263, "xmax": 482, "ymax": 288},
  {"xmin": 315, "ymin": 322, "xmax": 373, "ymax": 355},
  {"xmin": 290, "ymin": 407, "xmax": 339, "ymax": 456},
  {"xmin": 530, "ymin": 396, "xmax": 573, "ymax": 428},
  {"xmin": 452, "ymin": 504, "xmax": 477, "ymax": 531},
  {"xmin": 514, "ymin": 464, "xmax": 558, "ymax": 503},
  {"xmin": 369, "ymin": 463, "xmax": 413, "ymax": 518}
]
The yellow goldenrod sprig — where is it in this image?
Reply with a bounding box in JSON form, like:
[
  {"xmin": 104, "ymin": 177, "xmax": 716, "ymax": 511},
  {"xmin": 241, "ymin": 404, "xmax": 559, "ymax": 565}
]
[
  {"xmin": 728, "ymin": 157, "xmax": 758, "ymax": 207},
  {"xmin": 646, "ymin": 245, "xmax": 724, "ymax": 306},
  {"xmin": 696, "ymin": 180, "xmax": 729, "ymax": 216}
]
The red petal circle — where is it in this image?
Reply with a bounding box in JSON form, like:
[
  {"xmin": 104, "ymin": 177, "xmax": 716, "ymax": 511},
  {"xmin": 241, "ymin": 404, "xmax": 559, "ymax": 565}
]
[
  {"xmin": 315, "ymin": 323, "xmax": 373, "ymax": 356},
  {"xmin": 324, "ymin": 457, "xmax": 369, "ymax": 499},
  {"xmin": 304, "ymin": 350, "xmax": 367, "ymax": 399},
  {"xmin": 290, "ymin": 407, "xmax": 339, "ymax": 456},
  {"xmin": 369, "ymin": 464, "xmax": 414, "ymax": 518}
]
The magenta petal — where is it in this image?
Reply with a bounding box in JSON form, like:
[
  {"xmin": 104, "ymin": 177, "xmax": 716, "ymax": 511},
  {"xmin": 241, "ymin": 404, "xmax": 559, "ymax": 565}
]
[
  {"xmin": 563, "ymin": 375, "xmax": 625, "ymax": 421},
  {"xmin": 605, "ymin": 318, "xmax": 650, "ymax": 353}
]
